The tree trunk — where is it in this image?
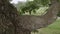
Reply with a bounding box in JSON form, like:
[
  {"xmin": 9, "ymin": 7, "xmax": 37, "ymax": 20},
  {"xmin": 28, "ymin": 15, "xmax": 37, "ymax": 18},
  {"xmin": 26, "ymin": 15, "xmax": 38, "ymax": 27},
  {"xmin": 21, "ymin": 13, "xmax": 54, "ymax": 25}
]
[
  {"xmin": 15, "ymin": 26, "xmax": 31, "ymax": 34},
  {"xmin": 0, "ymin": 0, "xmax": 31, "ymax": 34},
  {"xmin": 18, "ymin": 28, "xmax": 31, "ymax": 34}
]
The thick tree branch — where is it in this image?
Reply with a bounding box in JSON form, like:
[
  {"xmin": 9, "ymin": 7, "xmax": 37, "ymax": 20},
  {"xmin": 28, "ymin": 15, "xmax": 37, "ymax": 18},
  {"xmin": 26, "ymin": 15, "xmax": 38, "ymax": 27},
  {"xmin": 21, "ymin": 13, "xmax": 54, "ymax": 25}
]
[{"xmin": 17, "ymin": 0, "xmax": 60, "ymax": 31}]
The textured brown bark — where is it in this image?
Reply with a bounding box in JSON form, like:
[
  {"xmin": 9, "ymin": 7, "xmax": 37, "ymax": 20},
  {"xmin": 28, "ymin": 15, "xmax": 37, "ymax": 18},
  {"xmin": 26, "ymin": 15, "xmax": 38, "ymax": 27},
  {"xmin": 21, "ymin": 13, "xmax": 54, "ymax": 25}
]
[
  {"xmin": 0, "ymin": 0, "xmax": 31, "ymax": 34},
  {"xmin": 0, "ymin": 0, "xmax": 17, "ymax": 34},
  {"xmin": 17, "ymin": 28, "xmax": 31, "ymax": 34}
]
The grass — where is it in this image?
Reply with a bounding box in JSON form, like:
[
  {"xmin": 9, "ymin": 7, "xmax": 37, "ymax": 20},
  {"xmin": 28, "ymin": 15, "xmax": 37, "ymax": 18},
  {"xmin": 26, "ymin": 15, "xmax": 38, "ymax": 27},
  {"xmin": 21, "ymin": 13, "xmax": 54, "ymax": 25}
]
[{"xmin": 31, "ymin": 19, "xmax": 60, "ymax": 34}]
